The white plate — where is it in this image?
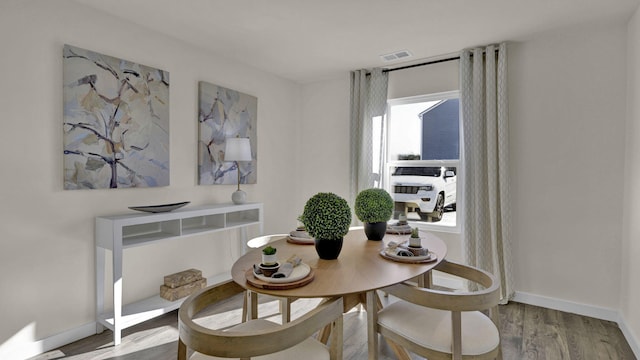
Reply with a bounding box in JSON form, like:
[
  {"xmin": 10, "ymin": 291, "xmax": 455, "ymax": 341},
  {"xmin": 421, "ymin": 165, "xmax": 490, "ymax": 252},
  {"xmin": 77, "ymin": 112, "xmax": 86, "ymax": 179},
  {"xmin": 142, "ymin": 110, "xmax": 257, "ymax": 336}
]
[
  {"xmin": 254, "ymin": 263, "xmax": 311, "ymax": 283},
  {"xmin": 383, "ymin": 248, "xmax": 434, "ymax": 262},
  {"xmin": 288, "ymin": 235, "xmax": 315, "ymax": 243},
  {"xmin": 290, "ymin": 230, "xmax": 312, "ymax": 238}
]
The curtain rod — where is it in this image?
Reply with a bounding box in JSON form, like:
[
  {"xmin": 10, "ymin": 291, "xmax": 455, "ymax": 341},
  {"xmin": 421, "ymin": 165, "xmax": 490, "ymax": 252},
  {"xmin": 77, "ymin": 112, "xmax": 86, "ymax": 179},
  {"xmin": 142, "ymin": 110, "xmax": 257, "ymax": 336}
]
[{"xmin": 382, "ymin": 56, "xmax": 460, "ymax": 73}]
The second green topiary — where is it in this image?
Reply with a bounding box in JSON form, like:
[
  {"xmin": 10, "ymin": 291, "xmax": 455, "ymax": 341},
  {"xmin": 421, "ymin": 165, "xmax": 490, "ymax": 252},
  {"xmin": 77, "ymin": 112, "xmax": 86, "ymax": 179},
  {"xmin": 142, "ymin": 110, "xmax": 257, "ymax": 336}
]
[{"xmin": 354, "ymin": 188, "xmax": 394, "ymax": 223}]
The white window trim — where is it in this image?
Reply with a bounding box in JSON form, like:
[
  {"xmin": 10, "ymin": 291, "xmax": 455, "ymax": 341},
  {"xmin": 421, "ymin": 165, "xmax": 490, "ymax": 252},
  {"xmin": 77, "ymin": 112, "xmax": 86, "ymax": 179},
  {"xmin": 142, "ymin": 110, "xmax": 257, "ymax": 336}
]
[{"xmin": 385, "ymin": 90, "xmax": 462, "ymax": 234}]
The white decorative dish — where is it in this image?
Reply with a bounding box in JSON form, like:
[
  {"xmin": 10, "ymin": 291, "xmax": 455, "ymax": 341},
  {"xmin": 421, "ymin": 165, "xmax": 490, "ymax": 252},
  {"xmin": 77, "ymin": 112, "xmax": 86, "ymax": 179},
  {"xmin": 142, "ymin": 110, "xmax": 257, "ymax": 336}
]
[
  {"xmin": 380, "ymin": 248, "xmax": 437, "ymax": 263},
  {"xmin": 128, "ymin": 201, "xmax": 190, "ymax": 213},
  {"xmin": 254, "ymin": 263, "xmax": 311, "ymax": 283},
  {"xmin": 288, "ymin": 235, "xmax": 314, "ymax": 243},
  {"xmin": 288, "ymin": 230, "xmax": 314, "ymax": 243}
]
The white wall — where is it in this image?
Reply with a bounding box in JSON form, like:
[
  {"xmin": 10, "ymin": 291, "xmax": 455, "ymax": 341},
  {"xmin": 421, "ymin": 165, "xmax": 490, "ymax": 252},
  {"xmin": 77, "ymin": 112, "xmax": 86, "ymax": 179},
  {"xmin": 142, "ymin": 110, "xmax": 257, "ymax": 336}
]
[
  {"xmin": 622, "ymin": 4, "xmax": 640, "ymax": 352},
  {"xmin": 508, "ymin": 20, "xmax": 627, "ymax": 310},
  {"xmin": 296, "ymin": 76, "xmax": 351, "ymax": 211},
  {"xmin": 0, "ymin": 0, "xmax": 301, "ymax": 356}
]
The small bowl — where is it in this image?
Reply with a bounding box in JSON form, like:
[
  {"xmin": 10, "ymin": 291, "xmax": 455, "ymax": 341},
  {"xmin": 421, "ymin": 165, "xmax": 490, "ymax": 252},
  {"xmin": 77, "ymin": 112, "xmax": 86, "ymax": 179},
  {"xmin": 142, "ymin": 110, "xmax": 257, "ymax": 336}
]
[
  {"xmin": 408, "ymin": 247, "xmax": 429, "ymax": 256},
  {"xmin": 259, "ymin": 262, "xmax": 280, "ymax": 277}
]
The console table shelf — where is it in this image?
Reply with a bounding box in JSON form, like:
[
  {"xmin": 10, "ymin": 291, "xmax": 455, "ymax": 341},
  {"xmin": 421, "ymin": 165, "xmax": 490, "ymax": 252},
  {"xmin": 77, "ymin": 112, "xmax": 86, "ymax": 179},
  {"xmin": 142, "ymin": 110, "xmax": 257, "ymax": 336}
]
[
  {"xmin": 96, "ymin": 273, "xmax": 233, "ymax": 332},
  {"xmin": 95, "ymin": 202, "xmax": 263, "ymax": 345}
]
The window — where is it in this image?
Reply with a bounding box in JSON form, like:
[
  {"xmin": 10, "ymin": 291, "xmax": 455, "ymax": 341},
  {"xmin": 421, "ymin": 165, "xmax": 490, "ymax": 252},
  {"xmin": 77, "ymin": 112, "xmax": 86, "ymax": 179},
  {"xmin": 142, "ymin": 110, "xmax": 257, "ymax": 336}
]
[{"xmin": 384, "ymin": 91, "xmax": 461, "ymax": 232}]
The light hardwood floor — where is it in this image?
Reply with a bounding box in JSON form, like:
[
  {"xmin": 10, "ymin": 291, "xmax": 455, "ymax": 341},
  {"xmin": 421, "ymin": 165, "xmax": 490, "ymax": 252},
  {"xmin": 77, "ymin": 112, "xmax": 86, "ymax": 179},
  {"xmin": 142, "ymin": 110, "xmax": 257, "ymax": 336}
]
[{"xmin": 31, "ymin": 293, "xmax": 636, "ymax": 360}]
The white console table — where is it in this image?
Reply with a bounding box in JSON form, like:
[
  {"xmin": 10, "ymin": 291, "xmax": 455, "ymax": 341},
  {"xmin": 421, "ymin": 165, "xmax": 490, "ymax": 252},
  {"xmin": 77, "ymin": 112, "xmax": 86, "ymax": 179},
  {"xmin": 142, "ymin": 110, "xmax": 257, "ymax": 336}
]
[{"xmin": 95, "ymin": 202, "xmax": 263, "ymax": 345}]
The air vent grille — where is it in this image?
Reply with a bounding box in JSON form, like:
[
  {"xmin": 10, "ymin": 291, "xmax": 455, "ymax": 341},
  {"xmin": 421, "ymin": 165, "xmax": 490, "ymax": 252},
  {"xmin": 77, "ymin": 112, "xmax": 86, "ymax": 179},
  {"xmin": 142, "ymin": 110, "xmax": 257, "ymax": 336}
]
[{"xmin": 380, "ymin": 50, "xmax": 412, "ymax": 62}]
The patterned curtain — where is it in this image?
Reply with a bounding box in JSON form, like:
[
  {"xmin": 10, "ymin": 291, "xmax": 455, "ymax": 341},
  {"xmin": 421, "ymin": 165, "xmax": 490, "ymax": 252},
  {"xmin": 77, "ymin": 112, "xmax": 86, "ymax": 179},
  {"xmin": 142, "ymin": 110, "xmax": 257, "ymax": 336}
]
[
  {"xmin": 349, "ymin": 68, "xmax": 389, "ymax": 210},
  {"xmin": 460, "ymin": 43, "xmax": 514, "ymax": 303}
]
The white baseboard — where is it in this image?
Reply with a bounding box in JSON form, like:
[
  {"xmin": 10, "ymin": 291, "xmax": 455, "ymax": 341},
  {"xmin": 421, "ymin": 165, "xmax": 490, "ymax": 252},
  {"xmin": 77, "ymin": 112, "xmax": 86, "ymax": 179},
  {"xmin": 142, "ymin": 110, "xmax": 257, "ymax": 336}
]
[
  {"xmin": 513, "ymin": 291, "xmax": 639, "ymax": 358},
  {"xmin": 512, "ymin": 291, "xmax": 619, "ymax": 321},
  {"xmin": 0, "ymin": 322, "xmax": 96, "ymax": 360},
  {"xmin": 617, "ymin": 314, "xmax": 640, "ymax": 358}
]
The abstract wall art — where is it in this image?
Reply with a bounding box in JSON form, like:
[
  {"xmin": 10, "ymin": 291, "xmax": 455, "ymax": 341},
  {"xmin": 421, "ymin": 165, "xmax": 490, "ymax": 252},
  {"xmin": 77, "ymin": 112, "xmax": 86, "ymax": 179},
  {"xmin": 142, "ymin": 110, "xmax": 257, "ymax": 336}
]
[
  {"xmin": 63, "ymin": 44, "xmax": 170, "ymax": 190},
  {"xmin": 198, "ymin": 81, "xmax": 257, "ymax": 185}
]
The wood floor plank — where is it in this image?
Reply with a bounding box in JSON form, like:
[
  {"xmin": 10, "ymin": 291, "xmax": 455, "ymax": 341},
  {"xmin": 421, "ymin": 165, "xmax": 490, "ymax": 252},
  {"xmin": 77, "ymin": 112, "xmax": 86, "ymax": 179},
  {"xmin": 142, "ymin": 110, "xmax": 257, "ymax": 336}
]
[
  {"xmin": 562, "ymin": 310, "xmax": 595, "ymax": 360},
  {"xmin": 30, "ymin": 298, "xmax": 636, "ymax": 360},
  {"xmin": 583, "ymin": 315, "xmax": 636, "ymax": 360},
  {"xmin": 522, "ymin": 304, "xmax": 572, "ymax": 359},
  {"xmin": 499, "ymin": 300, "xmax": 525, "ymax": 359}
]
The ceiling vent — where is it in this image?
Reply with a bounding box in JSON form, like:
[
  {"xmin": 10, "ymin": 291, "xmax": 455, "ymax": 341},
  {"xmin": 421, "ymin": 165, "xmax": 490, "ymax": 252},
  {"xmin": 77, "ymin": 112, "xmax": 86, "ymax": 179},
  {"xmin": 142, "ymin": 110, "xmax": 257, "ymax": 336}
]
[{"xmin": 380, "ymin": 50, "xmax": 412, "ymax": 62}]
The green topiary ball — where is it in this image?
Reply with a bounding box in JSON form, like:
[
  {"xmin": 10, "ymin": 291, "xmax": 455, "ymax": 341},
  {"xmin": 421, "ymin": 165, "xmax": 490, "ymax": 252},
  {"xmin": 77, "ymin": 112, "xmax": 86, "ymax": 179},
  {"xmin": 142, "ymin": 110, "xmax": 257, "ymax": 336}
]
[
  {"xmin": 354, "ymin": 188, "xmax": 394, "ymax": 223},
  {"xmin": 301, "ymin": 192, "xmax": 352, "ymax": 240}
]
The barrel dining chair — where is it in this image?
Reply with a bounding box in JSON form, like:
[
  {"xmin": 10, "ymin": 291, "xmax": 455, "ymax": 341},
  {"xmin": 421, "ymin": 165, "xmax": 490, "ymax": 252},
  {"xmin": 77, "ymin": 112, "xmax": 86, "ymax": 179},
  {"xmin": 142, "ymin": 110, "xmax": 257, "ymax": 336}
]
[
  {"xmin": 377, "ymin": 259, "xmax": 502, "ymax": 360},
  {"xmin": 177, "ymin": 279, "xmax": 343, "ymax": 360}
]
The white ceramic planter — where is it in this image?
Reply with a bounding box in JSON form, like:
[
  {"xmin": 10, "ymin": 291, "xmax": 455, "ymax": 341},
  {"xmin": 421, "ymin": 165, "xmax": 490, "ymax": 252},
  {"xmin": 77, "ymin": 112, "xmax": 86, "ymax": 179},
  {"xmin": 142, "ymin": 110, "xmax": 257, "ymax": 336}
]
[
  {"xmin": 409, "ymin": 236, "xmax": 421, "ymax": 247},
  {"xmin": 262, "ymin": 253, "xmax": 277, "ymax": 266}
]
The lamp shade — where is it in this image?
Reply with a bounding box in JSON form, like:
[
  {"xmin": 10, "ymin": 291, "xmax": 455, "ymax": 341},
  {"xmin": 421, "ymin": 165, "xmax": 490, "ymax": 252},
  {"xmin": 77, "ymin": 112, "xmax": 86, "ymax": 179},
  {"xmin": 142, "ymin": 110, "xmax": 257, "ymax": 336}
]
[{"xmin": 224, "ymin": 138, "xmax": 252, "ymax": 162}]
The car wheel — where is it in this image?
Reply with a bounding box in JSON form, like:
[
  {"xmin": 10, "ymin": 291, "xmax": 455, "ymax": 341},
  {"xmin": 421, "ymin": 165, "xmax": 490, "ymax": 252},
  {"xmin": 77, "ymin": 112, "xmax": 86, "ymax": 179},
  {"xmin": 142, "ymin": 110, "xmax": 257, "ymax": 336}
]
[{"xmin": 429, "ymin": 194, "xmax": 444, "ymax": 221}]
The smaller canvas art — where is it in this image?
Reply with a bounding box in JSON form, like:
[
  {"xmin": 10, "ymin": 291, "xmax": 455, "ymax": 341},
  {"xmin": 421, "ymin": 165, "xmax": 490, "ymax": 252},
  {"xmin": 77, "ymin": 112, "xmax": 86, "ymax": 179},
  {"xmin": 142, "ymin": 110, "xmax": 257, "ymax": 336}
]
[
  {"xmin": 198, "ymin": 81, "xmax": 257, "ymax": 185},
  {"xmin": 62, "ymin": 44, "xmax": 170, "ymax": 190}
]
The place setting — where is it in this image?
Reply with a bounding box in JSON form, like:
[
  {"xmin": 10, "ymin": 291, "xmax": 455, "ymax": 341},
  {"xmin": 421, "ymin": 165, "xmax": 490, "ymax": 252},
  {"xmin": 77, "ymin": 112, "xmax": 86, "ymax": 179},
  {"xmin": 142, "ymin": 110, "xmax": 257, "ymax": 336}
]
[
  {"xmin": 385, "ymin": 213, "xmax": 413, "ymax": 235},
  {"xmin": 245, "ymin": 246, "xmax": 315, "ymax": 289},
  {"xmin": 380, "ymin": 227, "xmax": 438, "ymax": 264},
  {"xmin": 287, "ymin": 222, "xmax": 315, "ymax": 245}
]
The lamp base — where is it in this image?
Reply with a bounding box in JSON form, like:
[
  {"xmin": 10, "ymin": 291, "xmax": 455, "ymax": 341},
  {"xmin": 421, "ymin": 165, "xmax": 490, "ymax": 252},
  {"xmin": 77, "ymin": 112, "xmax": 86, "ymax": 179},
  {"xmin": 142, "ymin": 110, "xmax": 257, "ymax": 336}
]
[{"xmin": 231, "ymin": 189, "xmax": 247, "ymax": 205}]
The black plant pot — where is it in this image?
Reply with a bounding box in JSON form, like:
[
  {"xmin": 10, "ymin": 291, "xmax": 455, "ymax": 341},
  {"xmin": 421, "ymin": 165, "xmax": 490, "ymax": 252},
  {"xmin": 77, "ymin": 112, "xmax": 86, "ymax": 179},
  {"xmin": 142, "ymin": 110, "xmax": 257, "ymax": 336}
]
[
  {"xmin": 314, "ymin": 238, "xmax": 344, "ymax": 260},
  {"xmin": 364, "ymin": 222, "xmax": 387, "ymax": 241}
]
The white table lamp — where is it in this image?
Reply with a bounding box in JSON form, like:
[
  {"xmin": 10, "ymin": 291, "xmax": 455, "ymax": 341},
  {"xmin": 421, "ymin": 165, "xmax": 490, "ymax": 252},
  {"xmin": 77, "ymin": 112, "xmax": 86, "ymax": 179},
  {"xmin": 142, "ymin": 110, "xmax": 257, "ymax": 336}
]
[{"xmin": 224, "ymin": 137, "xmax": 252, "ymax": 204}]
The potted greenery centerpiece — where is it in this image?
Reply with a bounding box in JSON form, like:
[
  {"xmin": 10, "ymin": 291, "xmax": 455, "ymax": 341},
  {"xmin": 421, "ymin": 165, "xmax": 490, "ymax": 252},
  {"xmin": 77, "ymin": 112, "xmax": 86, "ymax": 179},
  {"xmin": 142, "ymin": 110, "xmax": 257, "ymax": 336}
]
[
  {"xmin": 301, "ymin": 192, "xmax": 352, "ymax": 260},
  {"xmin": 354, "ymin": 188, "xmax": 394, "ymax": 241},
  {"xmin": 259, "ymin": 245, "xmax": 279, "ymax": 276},
  {"xmin": 261, "ymin": 246, "xmax": 277, "ymax": 265},
  {"xmin": 409, "ymin": 227, "xmax": 421, "ymax": 247}
]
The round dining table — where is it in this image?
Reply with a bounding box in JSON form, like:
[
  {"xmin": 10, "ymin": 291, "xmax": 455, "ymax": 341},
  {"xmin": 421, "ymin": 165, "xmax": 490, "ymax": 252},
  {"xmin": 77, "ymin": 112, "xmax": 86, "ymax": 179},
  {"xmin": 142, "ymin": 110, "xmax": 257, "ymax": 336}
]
[{"xmin": 231, "ymin": 227, "xmax": 447, "ymax": 360}]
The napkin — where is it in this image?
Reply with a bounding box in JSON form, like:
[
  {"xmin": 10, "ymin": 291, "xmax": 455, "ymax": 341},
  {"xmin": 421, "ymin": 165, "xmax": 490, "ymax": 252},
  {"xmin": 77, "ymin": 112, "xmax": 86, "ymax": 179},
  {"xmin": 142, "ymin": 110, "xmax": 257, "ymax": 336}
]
[
  {"xmin": 272, "ymin": 263, "xmax": 294, "ymax": 278},
  {"xmin": 395, "ymin": 249, "xmax": 414, "ymax": 257},
  {"xmin": 285, "ymin": 254, "xmax": 302, "ymax": 267}
]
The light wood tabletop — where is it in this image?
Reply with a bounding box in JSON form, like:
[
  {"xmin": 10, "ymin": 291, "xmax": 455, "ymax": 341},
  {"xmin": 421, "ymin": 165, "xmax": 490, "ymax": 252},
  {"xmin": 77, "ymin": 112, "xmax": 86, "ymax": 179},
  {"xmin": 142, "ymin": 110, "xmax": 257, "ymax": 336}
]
[{"xmin": 231, "ymin": 227, "xmax": 447, "ymax": 360}]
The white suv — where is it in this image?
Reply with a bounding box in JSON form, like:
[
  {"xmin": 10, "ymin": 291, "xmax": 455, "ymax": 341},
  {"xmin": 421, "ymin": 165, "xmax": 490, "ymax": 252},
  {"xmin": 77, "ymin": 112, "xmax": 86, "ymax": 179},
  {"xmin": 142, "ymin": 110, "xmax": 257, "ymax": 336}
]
[{"xmin": 390, "ymin": 166, "xmax": 456, "ymax": 221}]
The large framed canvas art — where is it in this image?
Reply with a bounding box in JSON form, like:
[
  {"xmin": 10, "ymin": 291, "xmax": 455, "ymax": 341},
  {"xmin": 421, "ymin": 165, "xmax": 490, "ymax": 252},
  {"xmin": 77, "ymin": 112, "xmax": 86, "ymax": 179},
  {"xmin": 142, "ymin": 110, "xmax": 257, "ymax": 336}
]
[
  {"xmin": 198, "ymin": 81, "xmax": 257, "ymax": 185},
  {"xmin": 63, "ymin": 44, "xmax": 170, "ymax": 190}
]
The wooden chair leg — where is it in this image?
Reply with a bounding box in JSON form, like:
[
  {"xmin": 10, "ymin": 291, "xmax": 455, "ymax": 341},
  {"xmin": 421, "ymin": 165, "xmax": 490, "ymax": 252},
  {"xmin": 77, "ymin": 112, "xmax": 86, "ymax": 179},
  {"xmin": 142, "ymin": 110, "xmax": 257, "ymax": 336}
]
[
  {"xmin": 329, "ymin": 317, "xmax": 343, "ymax": 360},
  {"xmin": 386, "ymin": 338, "xmax": 412, "ymax": 360},
  {"xmin": 452, "ymin": 311, "xmax": 462, "ymax": 360},
  {"xmin": 177, "ymin": 339, "xmax": 187, "ymax": 360},
  {"xmin": 318, "ymin": 323, "xmax": 332, "ymax": 344},
  {"xmin": 490, "ymin": 305, "xmax": 502, "ymax": 360},
  {"xmin": 242, "ymin": 292, "xmax": 248, "ymax": 322}
]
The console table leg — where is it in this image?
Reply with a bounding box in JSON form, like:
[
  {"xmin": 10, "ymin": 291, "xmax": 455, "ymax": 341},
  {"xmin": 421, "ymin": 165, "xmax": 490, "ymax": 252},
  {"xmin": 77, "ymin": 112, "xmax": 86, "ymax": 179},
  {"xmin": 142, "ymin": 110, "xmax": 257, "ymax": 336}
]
[
  {"xmin": 96, "ymin": 246, "xmax": 105, "ymax": 334},
  {"xmin": 113, "ymin": 240, "xmax": 123, "ymax": 345},
  {"xmin": 240, "ymin": 227, "xmax": 248, "ymax": 255}
]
